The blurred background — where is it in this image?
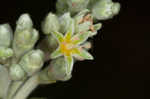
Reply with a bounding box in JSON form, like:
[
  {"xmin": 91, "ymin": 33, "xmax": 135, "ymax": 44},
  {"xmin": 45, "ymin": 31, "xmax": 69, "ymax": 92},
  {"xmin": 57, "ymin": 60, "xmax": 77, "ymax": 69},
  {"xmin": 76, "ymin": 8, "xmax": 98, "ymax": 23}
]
[{"xmin": 0, "ymin": 0, "xmax": 150, "ymax": 99}]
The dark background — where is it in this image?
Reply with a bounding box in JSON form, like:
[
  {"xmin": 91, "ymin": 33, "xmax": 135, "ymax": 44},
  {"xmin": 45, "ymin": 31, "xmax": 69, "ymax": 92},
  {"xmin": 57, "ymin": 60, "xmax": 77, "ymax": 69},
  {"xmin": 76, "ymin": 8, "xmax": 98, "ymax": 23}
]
[{"xmin": 0, "ymin": 0, "xmax": 150, "ymax": 99}]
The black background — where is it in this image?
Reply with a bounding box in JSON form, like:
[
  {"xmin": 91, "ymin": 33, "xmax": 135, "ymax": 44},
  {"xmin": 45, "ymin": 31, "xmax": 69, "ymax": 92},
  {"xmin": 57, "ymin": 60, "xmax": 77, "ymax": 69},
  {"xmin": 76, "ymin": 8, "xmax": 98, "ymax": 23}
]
[{"xmin": 0, "ymin": 0, "xmax": 150, "ymax": 99}]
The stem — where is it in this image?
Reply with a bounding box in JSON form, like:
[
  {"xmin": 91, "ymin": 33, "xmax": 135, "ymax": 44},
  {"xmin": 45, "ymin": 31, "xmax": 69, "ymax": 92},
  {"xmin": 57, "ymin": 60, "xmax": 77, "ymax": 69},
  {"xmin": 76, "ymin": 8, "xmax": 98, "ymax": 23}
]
[
  {"xmin": 12, "ymin": 74, "xmax": 39, "ymax": 99},
  {"xmin": 6, "ymin": 81, "xmax": 25, "ymax": 99}
]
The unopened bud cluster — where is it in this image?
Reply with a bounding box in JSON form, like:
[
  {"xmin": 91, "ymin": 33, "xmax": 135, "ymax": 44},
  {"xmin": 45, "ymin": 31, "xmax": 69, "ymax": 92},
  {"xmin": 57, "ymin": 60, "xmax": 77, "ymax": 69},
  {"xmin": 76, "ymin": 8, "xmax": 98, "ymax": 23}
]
[{"xmin": 56, "ymin": 0, "xmax": 120, "ymax": 20}]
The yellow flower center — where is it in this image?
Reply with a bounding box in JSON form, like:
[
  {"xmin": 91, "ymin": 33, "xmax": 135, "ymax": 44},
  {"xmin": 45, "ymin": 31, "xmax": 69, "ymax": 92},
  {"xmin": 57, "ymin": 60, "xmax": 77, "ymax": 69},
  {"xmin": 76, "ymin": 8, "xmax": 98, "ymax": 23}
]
[{"xmin": 60, "ymin": 41, "xmax": 75, "ymax": 56}]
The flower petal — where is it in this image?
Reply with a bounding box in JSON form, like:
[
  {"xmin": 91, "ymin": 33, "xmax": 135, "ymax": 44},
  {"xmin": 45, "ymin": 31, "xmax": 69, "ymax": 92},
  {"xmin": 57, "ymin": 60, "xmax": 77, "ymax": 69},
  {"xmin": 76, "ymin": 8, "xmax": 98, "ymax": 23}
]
[
  {"xmin": 73, "ymin": 48, "xmax": 93, "ymax": 60},
  {"xmin": 87, "ymin": 23, "xmax": 102, "ymax": 37},
  {"xmin": 52, "ymin": 31, "xmax": 64, "ymax": 43},
  {"xmin": 65, "ymin": 55, "xmax": 74, "ymax": 75},
  {"xmin": 72, "ymin": 31, "xmax": 90, "ymax": 45},
  {"xmin": 50, "ymin": 48, "xmax": 62, "ymax": 59},
  {"xmin": 65, "ymin": 19, "xmax": 75, "ymax": 40},
  {"xmin": 77, "ymin": 21, "xmax": 91, "ymax": 33},
  {"xmin": 94, "ymin": 23, "xmax": 102, "ymax": 31},
  {"xmin": 82, "ymin": 42, "xmax": 92, "ymax": 50},
  {"xmin": 74, "ymin": 9, "xmax": 90, "ymax": 24}
]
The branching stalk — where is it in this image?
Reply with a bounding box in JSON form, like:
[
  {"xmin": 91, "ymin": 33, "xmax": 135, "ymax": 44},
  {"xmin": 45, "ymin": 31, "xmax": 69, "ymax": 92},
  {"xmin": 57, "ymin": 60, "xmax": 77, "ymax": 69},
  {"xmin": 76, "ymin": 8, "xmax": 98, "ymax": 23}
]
[{"xmin": 12, "ymin": 74, "xmax": 39, "ymax": 99}]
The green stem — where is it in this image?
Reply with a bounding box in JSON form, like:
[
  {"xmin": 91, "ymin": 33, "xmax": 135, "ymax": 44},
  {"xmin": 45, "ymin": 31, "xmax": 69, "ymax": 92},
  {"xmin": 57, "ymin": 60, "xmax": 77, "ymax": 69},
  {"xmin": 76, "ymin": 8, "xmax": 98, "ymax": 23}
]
[
  {"xmin": 12, "ymin": 74, "xmax": 39, "ymax": 99},
  {"xmin": 6, "ymin": 81, "xmax": 25, "ymax": 99}
]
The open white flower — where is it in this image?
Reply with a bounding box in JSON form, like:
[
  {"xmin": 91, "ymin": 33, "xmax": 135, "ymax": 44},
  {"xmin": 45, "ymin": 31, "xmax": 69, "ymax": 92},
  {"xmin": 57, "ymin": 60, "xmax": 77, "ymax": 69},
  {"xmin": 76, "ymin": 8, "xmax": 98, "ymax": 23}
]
[{"xmin": 50, "ymin": 19, "xmax": 93, "ymax": 75}]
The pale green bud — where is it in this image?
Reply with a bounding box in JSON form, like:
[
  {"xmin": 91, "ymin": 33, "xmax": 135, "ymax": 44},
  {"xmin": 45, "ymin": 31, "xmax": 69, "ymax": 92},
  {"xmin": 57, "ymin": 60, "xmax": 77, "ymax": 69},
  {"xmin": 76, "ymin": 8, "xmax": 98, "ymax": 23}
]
[
  {"xmin": 13, "ymin": 13, "xmax": 38, "ymax": 58},
  {"xmin": 0, "ymin": 47, "xmax": 13, "ymax": 60},
  {"xmin": 47, "ymin": 35, "xmax": 58, "ymax": 51},
  {"xmin": 42, "ymin": 13, "xmax": 60, "ymax": 34},
  {"xmin": 92, "ymin": 0, "xmax": 120, "ymax": 20},
  {"xmin": 112, "ymin": 2, "xmax": 121, "ymax": 15},
  {"xmin": 9, "ymin": 64, "xmax": 26, "ymax": 81},
  {"xmin": 0, "ymin": 24, "xmax": 13, "ymax": 47},
  {"xmin": 13, "ymin": 29, "xmax": 39, "ymax": 58},
  {"xmin": 56, "ymin": 0, "xmax": 90, "ymax": 15},
  {"xmin": 36, "ymin": 35, "xmax": 58, "ymax": 62},
  {"xmin": 16, "ymin": 14, "xmax": 33, "ymax": 31},
  {"xmin": 19, "ymin": 50, "xmax": 44, "ymax": 76},
  {"xmin": 48, "ymin": 57, "xmax": 71, "ymax": 81},
  {"xmin": 67, "ymin": 0, "xmax": 90, "ymax": 14},
  {"xmin": 59, "ymin": 12, "xmax": 72, "ymax": 34},
  {"xmin": 56, "ymin": 0, "xmax": 69, "ymax": 15},
  {"xmin": 88, "ymin": 0, "xmax": 99, "ymax": 7},
  {"xmin": 38, "ymin": 67, "xmax": 56, "ymax": 84}
]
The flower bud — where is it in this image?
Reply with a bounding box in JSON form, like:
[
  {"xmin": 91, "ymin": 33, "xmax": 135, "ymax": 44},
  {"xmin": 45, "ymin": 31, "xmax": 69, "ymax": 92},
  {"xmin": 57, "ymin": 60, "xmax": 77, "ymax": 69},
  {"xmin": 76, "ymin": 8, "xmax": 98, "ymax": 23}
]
[
  {"xmin": 46, "ymin": 35, "xmax": 58, "ymax": 52},
  {"xmin": 88, "ymin": 0, "xmax": 99, "ymax": 6},
  {"xmin": 0, "ymin": 47, "xmax": 13, "ymax": 60},
  {"xmin": 38, "ymin": 67, "xmax": 56, "ymax": 84},
  {"xmin": 67, "ymin": 0, "xmax": 90, "ymax": 14},
  {"xmin": 9, "ymin": 64, "xmax": 26, "ymax": 81},
  {"xmin": 48, "ymin": 57, "xmax": 72, "ymax": 81},
  {"xmin": 0, "ymin": 24, "xmax": 13, "ymax": 47},
  {"xmin": 13, "ymin": 29, "xmax": 39, "ymax": 58},
  {"xmin": 19, "ymin": 50, "xmax": 44, "ymax": 76},
  {"xmin": 16, "ymin": 14, "xmax": 33, "ymax": 31},
  {"xmin": 56, "ymin": 0, "xmax": 69, "ymax": 15},
  {"xmin": 13, "ymin": 14, "xmax": 38, "ymax": 58},
  {"xmin": 36, "ymin": 35, "xmax": 58, "ymax": 62},
  {"xmin": 59, "ymin": 12, "xmax": 72, "ymax": 34},
  {"xmin": 112, "ymin": 2, "xmax": 121, "ymax": 15},
  {"xmin": 92, "ymin": 0, "xmax": 120, "ymax": 20},
  {"xmin": 42, "ymin": 13, "xmax": 60, "ymax": 34}
]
